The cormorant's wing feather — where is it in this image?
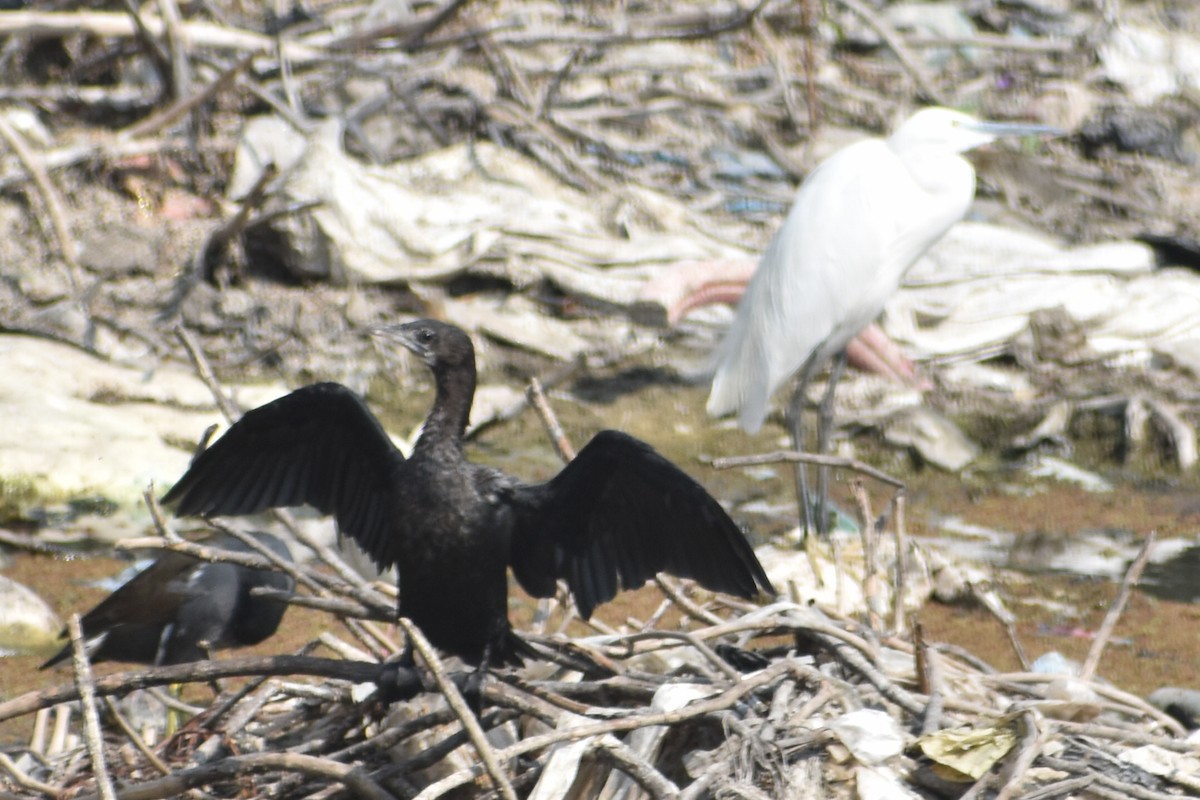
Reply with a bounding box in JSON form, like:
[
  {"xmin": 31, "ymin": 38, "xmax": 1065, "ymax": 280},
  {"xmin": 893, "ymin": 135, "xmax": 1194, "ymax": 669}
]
[
  {"xmin": 39, "ymin": 551, "xmax": 198, "ymax": 669},
  {"xmin": 76, "ymin": 552, "xmax": 199, "ymax": 630},
  {"xmin": 508, "ymin": 430, "xmax": 775, "ymax": 618},
  {"xmin": 161, "ymin": 383, "xmax": 404, "ymax": 568}
]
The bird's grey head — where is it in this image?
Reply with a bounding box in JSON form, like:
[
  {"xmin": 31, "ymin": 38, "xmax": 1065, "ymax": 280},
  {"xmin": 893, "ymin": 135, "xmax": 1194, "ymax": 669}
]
[
  {"xmin": 374, "ymin": 319, "xmax": 475, "ymax": 370},
  {"xmin": 889, "ymin": 107, "xmax": 1060, "ymax": 155}
]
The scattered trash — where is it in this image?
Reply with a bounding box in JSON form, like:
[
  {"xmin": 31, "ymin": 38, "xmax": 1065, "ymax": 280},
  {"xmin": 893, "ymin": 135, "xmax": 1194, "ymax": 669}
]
[
  {"xmin": 1031, "ymin": 650, "xmax": 1080, "ymax": 675},
  {"xmin": 826, "ymin": 709, "xmax": 906, "ymax": 765},
  {"xmin": 916, "ymin": 714, "xmax": 1021, "ymax": 781}
]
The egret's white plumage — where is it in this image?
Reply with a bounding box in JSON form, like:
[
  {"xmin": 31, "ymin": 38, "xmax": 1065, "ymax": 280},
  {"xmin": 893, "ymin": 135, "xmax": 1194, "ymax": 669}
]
[{"xmin": 708, "ymin": 107, "xmax": 1055, "ymax": 432}]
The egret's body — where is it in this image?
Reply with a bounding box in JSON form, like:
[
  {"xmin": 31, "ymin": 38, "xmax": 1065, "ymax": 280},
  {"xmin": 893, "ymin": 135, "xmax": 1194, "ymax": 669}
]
[
  {"xmin": 706, "ymin": 107, "xmax": 1056, "ymax": 530},
  {"xmin": 709, "ymin": 108, "xmax": 1045, "ymax": 430}
]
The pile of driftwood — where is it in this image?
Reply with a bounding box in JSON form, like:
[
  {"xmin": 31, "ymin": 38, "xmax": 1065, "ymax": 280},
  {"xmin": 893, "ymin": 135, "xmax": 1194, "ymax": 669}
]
[
  {"xmin": 1, "ymin": 0, "xmax": 1188, "ymax": 380},
  {"xmin": 0, "ymin": 516, "xmax": 1194, "ymax": 799}
]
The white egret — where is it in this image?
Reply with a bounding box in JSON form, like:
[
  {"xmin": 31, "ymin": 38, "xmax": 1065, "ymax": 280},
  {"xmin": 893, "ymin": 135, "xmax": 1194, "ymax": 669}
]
[{"xmin": 706, "ymin": 107, "xmax": 1059, "ymax": 531}]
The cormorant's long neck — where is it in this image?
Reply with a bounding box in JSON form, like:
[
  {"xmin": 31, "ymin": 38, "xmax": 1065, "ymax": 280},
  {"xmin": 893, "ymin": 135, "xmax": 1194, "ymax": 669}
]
[{"xmin": 416, "ymin": 361, "xmax": 475, "ymax": 454}]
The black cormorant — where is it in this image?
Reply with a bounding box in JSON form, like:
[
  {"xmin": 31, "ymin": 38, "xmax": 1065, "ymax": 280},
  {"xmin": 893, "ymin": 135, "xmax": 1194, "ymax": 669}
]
[
  {"xmin": 41, "ymin": 532, "xmax": 294, "ymax": 668},
  {"xmin": 161, "ymin": 319, "xmax": 774, "ymax": 667}
]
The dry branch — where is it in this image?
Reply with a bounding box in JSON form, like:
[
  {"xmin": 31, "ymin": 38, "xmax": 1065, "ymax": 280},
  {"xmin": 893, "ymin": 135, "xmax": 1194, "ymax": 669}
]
[{"xmin": 0, "ymin": 11, "xmax": 324, "ymax": 61}]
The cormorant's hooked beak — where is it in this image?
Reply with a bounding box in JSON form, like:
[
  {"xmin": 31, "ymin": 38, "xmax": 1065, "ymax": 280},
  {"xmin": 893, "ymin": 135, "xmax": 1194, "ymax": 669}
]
[{"xmin": 372, "ymin": 323, "xmax": 435, "ymax": 366}]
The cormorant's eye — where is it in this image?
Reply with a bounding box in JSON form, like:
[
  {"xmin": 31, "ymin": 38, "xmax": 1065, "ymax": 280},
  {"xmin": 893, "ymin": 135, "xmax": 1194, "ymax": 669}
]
[{"xmin": 419, "ymin": 329, "xmax": 435, "ymax": 343}]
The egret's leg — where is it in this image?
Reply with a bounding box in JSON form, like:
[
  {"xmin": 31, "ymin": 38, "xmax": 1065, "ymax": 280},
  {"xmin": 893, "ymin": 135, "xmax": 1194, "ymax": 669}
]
[
  {"xmin": 815, "ymin": 350, "xmax": 848, "ymax": 535},
  {"xmin": 788, "ymin": 357, "xmax": 820, "ymax": 537}
]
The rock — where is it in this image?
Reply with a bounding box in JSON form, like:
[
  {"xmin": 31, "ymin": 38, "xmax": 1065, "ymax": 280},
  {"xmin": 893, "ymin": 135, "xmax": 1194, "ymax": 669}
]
[
  {"xmin": 1099, "ymin": 25, "xmax": 1200, "ymax": 106},
  {"xmin": 883, "ymin": 406, "xmax": 979, "ymax": 471},
  {"xmin": 77, "ymin": 224, "xmax": 162, "ymax": 276},
  {"xmin": 1011, "ymin": 399, "xmax": 1073, "ymax": 454},
  {"xmin": 1080, "ymin": 107, "xmax": 1195, "ymax": 165},
  {"xmin": 227, "ymin": 115, "xmax": 308, "ymax": 201},
  {"xmin": 0, "ymin": 574, "xmax": 62, "ymax": 656},
  {"xmin": 1024, "ymin": 455, "xmax": 1114, "ymax": 493},
  {"xmin": 0, "ymin": 334, "xmax": 284, "ymax": 530},
  {"xmin": 1148, "ymin": 687, "xmax": 1200, "ymax": 729}
]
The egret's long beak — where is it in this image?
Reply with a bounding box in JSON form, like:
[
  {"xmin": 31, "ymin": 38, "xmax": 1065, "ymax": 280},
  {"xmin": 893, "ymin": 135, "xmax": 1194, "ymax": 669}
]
[{"xmin": 968, "ymin": 120, "xmax": 1065, "ymax": 138}]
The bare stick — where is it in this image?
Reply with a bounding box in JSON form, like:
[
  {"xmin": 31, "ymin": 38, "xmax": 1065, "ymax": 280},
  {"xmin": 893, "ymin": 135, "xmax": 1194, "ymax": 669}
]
[
  {"xmin": 1080, "ymin": 532, "xmax": 1155, "ymax": 681},
  {"xmin": 70, "ymin": 751, "xmax": 397, "ymax": 800},
  {"xmin": 121, "ymin": 53, "xmax": 252, "ymax": 140},
  {"xmin": 0, "ymin": 751, "xmax": 60, "ymax": 796},
  {"xmin": 188, "ymin": 160, "xmax": 279, "ymax": 283},
  {"xmin": 156, "ymin": 0, "xmax": 192, "ymax": 104},
  {"xmin": 710, "ymin": 450, "xmax": 904, "ymax": 489},
  {"xmin": 142, "ymin": 485, "xmax": 183, "ymax": 542},
  {"xmin": 174, "ymin": 325, "xmax": 241, "ymax": 421},
  {"xmin": 850, "ymin": 480, "xmax": 883, "ymax": 632},
  {"xmin": 800, "ymin": 0, "xmax": 821, "ymax": 132},
  {"xmin": 618, "ymin": 630, "xmax": 741, "ymax": 682},
  {"xmin": 29, "ymin": 706, "xmax": 48, "ymax": 755},
  {"xmin": 0, "ymin": 11, "xmax": 324, "ymax": 62},
  {"xmin": 980, "ymin": 672, "xmax": 1186, "ymax": 737},
  {"xmin": 119, "ymin": 0, "xmax": 170, "ymax": 70},
  {"xmin": 0, "ymin": 112, "xmax": 82, "ymax": 289},
  {"xmin": 654, "ymin": 575, "xmax": 724, "ymax": 626},
  {"xmin": 0, "ymin": 655, "xmax": 388, "ymax": 722},
  {"xmin": 994, "ymin": 711, "xmax": 1045, "ymax": 800},
  {"xmin": 418, "ymin": 660, "xmax": 821, "ymax": 796},
  {"xmin": 68, "ymin": 615, "xmax": 118, "ymax": 800},
  {"xmin": 466, "ymin": 356, "xmax": 582, "ymax": 440},
  {"xmin": 527, "ymin": 376, "xmax": 576, "ymax": 462},
  {"xmin": 1003, "ymin": 617, "xmax": 1031, "ymax": 673},
  {"xmin": 116, "ymin": 529, "xmax": 392, "ymax": 619},
  {"xmin": 915, "ymin": 623, "xmax": 944, "ymax": 735},
  {"xmin": 397, "ymin": 618, "xmax": 519, "ymax": 800},
  {"xmin": 538, "ymin": 47, "xmax": 584, "ymax": 118},
  {"xmin": 891, "ymin": 493, "xmax": 908, "ymax": 635},
  {"xmin": 594, "ymin": 737, "xmax": 680, "ymax": 798},
  {"xmin": 835, "ymin": 0, "xmax": 942, "ymax": 103},
  {"xmin": 102, "ymin": 696, "xmax": 171, "ymax": 775}
]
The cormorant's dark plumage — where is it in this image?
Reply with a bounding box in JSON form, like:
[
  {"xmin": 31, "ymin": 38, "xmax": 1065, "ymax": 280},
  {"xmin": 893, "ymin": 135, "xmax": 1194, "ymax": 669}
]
[
  {"xmin": 161, "ymin": 319, "xmax": 774, "ymax": 667},
  {"xmin": 41, "ymin": 532, "xmax": 294, "ymax": 669}
]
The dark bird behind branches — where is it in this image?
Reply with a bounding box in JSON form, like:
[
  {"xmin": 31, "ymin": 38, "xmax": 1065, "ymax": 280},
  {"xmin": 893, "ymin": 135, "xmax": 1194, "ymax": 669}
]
[
  {"xmin": 161, "ymin": 319, "xmax": 774, "ymax": 668},
  {"xmin": 42, "ymin": 532, "xmax": 294, "ymax": 668}
]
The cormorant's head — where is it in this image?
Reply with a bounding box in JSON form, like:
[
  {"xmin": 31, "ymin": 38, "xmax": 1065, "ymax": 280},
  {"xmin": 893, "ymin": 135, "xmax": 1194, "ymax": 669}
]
[{"xmin": 375, "ymin": 319, "xmax": 475, "ymax": 371}]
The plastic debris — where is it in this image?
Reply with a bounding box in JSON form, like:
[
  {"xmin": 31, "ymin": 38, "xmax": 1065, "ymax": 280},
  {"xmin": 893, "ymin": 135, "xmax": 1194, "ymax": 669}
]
[{"xmin": 917, "ymin": 714, "xmax": 1021, "ymax": 780}]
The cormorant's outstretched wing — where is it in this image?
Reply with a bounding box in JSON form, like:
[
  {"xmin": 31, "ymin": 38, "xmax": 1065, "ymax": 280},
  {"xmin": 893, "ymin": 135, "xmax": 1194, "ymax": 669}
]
[
  {"xmin": 161, "ymin": 383, "xmax": 404, "ymax": 567},
  {"xmin": 40, "ymin": 551, "xmax": 198, "ymax": 669},
  {"xmin": 507, "ymin": 430, "xmax": 775, "ymax": 618}
]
